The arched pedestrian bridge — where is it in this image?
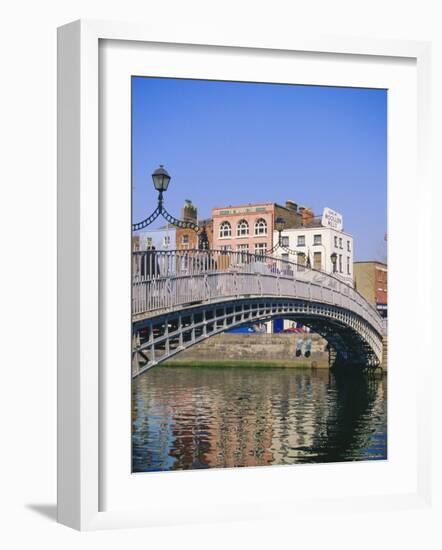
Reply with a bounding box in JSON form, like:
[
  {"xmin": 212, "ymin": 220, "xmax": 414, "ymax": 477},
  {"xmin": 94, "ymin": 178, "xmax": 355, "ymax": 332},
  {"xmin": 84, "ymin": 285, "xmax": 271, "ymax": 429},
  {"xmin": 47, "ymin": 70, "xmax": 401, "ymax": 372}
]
[{"xmin": 132, "ymin": 249, "xmax": 387, "ymax": 378}]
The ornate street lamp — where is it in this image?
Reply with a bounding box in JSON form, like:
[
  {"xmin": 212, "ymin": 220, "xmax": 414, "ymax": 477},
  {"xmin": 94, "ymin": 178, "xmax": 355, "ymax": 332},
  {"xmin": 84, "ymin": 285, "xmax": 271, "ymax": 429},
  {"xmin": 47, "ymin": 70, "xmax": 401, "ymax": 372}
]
[
  {"xmin": 151, "ymin": 164, "xmax": 171, "ymax": 194},
  {"xmin": 269, "ymin": 217, "xmax": 308, "ymax": 266},
  {"xmin": 330, "ymin": 252, "xmax": 337, "ymax": 273},
  {"xmin": 132, "ymin": 165, "xmax": 199, "ymax": 232},
  {"xmin": 198, "ymin": 223, "xmax": 210, "ymax": 250},
  {"xmin": 275, "ymin": 216, "xmax": 285, "ymax": 246}
]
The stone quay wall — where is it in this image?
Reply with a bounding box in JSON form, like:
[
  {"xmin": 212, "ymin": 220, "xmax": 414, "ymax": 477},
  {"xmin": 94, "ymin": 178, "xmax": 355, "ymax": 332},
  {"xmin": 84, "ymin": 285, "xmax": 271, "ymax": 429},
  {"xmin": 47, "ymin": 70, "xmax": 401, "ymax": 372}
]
[{"xmin": 166, "ymin": 332, "xmax": 330, "ymax": 368}]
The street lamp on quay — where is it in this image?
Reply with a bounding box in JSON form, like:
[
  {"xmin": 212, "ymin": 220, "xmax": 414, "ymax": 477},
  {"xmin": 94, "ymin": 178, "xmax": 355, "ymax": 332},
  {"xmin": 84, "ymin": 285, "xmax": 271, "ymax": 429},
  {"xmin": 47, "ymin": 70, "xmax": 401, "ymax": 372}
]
[{"xmin": 132, "ymin": 165, "xmax": 200, "ymax": 233}]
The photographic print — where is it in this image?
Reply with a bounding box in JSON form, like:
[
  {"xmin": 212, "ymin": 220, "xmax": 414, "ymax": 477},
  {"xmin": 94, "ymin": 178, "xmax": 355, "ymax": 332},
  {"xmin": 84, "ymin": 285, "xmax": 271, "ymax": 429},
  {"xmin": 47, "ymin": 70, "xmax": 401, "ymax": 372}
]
[{"xmin": 131, "ymin": 77, "xmax": 388, "ymax": 473}]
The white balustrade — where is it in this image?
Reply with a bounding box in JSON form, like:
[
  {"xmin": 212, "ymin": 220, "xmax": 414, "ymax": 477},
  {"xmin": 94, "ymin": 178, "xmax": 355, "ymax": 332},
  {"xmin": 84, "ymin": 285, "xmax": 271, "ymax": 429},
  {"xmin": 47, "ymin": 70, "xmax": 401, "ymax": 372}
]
[{"xmin": 132, "ymin": 249, "xmax": 385, "ymax": 336}]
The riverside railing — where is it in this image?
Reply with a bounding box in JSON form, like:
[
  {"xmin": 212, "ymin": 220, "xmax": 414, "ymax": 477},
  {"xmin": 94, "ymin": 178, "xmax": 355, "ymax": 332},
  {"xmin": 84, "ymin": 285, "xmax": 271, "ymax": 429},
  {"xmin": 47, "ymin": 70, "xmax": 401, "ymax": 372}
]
[{"xmin": 132, "ymin": 249, "xmax": 385, "ymax": 335}]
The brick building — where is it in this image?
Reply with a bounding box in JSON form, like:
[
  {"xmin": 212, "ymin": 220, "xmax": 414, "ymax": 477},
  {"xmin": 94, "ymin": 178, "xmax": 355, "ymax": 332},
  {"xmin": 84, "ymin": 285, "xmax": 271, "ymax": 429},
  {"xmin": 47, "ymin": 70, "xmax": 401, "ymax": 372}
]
[
  {"xmin": 175, "ymin": 199, "xmax": 214, "ymax": 250},
  {"xmin": 353, "ymin": 261, "xmax": 388, "ymax": 317},
  {"xmin": 211, "ymin": 200, "xmax": 306, "ymax": 254}
]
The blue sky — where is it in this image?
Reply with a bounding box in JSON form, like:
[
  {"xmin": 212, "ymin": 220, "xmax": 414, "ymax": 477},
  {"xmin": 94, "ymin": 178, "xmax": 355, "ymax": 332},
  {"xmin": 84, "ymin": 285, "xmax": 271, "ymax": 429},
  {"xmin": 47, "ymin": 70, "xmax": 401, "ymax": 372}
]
[{"xmin": 132, "ymin": 77, "xmax": 387, "ymax": 261}]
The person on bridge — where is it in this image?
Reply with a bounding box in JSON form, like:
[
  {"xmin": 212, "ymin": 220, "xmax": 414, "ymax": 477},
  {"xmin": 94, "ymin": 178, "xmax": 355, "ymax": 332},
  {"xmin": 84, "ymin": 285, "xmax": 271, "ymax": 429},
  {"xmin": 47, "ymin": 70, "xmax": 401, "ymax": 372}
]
[{"xmin": 141, "ymin": 246, "xmax": 161, "ymax": 280}]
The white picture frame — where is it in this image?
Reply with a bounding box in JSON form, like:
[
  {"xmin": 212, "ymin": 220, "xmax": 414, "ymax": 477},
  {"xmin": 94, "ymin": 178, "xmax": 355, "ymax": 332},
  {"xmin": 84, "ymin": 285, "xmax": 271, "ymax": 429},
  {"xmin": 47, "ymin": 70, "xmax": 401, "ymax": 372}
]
[{"xmin": 57, "ymin": 19, "xmax": 433, "ymax": 531}]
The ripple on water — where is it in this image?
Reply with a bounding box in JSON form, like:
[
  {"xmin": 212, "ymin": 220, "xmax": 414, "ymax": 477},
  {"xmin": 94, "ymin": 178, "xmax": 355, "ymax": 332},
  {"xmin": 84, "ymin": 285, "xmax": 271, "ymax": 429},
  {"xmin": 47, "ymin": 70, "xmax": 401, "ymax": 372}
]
[{"xmin": 132, "ymin": 366, "xmax": 387, "ymax": 472}]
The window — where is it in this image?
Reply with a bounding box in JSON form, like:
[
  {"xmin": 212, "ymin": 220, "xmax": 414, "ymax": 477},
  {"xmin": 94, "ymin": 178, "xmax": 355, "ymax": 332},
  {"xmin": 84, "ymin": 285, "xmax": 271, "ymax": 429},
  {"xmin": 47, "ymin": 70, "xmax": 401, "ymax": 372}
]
[
  {"xmin": 281, "ymin": 253, "xmax": 289, "ymax": 262},
  {"xmin": 146, "ymin": 237, "xmax": 153, "ymax": 249},
  {"xmin": 281, "ymin": 235, "xmax": 289, "ymax": 247},
  {"xmin": 347, "ymin": 256, "xmax": 350, "ymax": 275},
  {"xmin": 313, "ymin": 234, "xmax": 322, "ymax": 245},
  {"xmin": 237, "ymin": 244, "xmax": 249, "ymax": 263},
  {"xmin": 297, "ymin": 252, "xmax": 306, "ymax": 271},
  {"xmin": 236, "ymin": 219, "xmax": 249, "ymax": 236},
  {"xmin": 313, "ymin": 251, "xmax": 322, "ymax": 270},
  {"xmin": 334, "ymin": 236, "xmax": 338, "ymax": 247},
  {"xmin": 297, "ymin": 235, "xmax": 305, "ymax": 247},
  {"xmin": 254, "ymin": 218, "xmax": 267, "ymax": 236},
  {"xmin": 219, "ymin": 221, "xmax": 231, "ymax": 238},
  {"xmin": 163, "ymin": 235, "xmax": 171, "ymax": 248},
  {"xmin": 339, "ymin": 254, "xmax": 343, "ymax": 273},
  {"xmin": 347, "ymin": 240, "xmax": 351, "ymax": 252},
  {"xmin": 181, "ymin": 234, "xmax": 189, "ymax": 250},
  {"xmin": 339, "ymin": 237, "xmax": 343, "ymax": 249},
  {"xmin": 255, "ymin": 242, "xmax": 267, "ymax": 256}
]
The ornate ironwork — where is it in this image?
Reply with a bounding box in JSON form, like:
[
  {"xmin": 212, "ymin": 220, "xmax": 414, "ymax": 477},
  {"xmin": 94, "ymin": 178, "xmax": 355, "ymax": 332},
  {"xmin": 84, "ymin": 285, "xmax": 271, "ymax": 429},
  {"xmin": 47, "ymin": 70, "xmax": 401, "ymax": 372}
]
[
  {"xmin": 133, "ymin": 165, "xmax": 200, "ymax": 232},
  {"xmin": 132, "ymin": 206, "xmax": 162, "ymax": 231},
  {"xmin": 268, "ymin": 242, "xmax": 302, "ymax": 256},
  {"xmin": 198, "ymin": 225, "xmax": 210, "ymax": 250},
  {"xmin": 161, "ymin": 206, "xmax": 199, "ymax": 231},
  {"xmin": 130, "ymin": 248, "xmax": 386, "ymax": 377},
  {"xmin": 132, "ymin": 199, "xmax": 199, "ymax": 232}
]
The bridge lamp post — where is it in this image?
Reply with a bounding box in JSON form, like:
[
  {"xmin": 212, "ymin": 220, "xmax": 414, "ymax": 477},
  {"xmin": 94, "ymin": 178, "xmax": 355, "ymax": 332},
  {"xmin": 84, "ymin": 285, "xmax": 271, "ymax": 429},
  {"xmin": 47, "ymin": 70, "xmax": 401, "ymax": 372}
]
[
  {"xmin": 152, "ymin": 164, "xmax": 171, "ymax": 207},
  {"xmin": 275, "ymin": 216, "xmax": 286, "ymax": 247},
  {"xmin": 132, "ymin": 165, "xmax": 200, "ymax": 232},
  {"xmin": 330, "ymin": 252, "xmax": 337, "ymax": 273},
  {"xmin": 271, "ymin": 217, "xmax": 301, "ymax": 262}
]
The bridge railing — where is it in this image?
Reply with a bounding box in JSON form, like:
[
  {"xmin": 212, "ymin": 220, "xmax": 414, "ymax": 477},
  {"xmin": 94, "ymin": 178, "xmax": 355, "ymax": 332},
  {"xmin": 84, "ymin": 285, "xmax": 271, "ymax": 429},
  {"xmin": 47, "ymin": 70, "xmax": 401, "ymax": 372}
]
[{"xmin": 132, "ymin": 249, "xmax": 385, "ymax": 335}]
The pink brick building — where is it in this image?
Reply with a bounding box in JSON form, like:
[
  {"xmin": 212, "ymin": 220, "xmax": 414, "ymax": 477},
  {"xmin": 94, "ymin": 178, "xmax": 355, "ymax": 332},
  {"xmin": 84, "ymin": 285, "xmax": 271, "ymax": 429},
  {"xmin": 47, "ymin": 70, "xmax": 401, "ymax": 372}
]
[{"xmin": 212, "ymin": 201, "xmax": 303, "ymax": 254}]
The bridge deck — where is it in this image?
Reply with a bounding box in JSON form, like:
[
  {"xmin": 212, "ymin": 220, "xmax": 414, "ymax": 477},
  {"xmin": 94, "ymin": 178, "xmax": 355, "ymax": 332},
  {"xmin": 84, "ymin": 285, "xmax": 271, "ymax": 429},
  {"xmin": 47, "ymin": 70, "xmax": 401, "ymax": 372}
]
[{"xmin": 131, "ymin": 250, "xmax": 386, "ymax": 376}]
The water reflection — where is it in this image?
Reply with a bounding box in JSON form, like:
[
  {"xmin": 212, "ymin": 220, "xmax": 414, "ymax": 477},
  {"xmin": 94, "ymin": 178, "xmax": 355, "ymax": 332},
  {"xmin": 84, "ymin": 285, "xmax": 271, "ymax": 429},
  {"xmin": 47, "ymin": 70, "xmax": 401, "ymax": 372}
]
[{"xmin": 132, "ymin": 366, "xmax": 387, "ymax": 472}]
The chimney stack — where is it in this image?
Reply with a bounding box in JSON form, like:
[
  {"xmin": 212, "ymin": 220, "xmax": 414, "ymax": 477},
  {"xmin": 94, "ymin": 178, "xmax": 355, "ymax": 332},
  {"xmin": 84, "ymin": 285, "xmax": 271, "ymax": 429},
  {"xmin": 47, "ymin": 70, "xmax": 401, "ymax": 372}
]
[
  {"xmin": 181, "ymin": 199, "xmax": 197, "ymax": 223},
  {"xmin": 300, "ymin": 207, "xmax": 314, "ymax": 226}
]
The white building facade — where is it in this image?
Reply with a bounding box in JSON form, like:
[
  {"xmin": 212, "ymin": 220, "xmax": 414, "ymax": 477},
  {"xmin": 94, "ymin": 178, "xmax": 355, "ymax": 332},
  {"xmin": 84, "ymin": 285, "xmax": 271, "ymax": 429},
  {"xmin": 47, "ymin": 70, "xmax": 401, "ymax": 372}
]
[
  {"xmin": 272, "ymin": 225, "xmax": 354, "ymax": 287},
  {"xmin": 134, "ymin": 225, "xmax": 176, "ymax": 251}
]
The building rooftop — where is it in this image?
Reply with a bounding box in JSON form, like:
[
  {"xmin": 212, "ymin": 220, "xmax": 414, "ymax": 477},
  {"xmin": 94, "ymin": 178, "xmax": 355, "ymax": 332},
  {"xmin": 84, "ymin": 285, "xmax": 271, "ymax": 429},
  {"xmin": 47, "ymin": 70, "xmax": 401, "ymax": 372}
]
[
  {"xmin": 300, "ymin": 217, "xmax": 323, "ymax": 228},
  {"xmin": 276, "ymin": 218, "xmax": 352, "ymax": 234},
  {"xmin": 212, "ymin": 202, "xmax": 274, "ymax": 211},
  {"xmin": 134, "ymin": 223, "xmax": 176, "ymax": 232},
  {"xmin": 354, "ymin": 260, "xmax": 387, "ymax": 267}
]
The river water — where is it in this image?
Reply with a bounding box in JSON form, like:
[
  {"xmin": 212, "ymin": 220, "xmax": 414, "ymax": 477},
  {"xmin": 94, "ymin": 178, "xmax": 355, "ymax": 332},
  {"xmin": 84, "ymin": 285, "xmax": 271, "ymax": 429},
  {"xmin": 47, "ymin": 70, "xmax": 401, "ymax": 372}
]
[{"xmin": 132, "ymin": 366, "xmax": 387, "ymax": 472}]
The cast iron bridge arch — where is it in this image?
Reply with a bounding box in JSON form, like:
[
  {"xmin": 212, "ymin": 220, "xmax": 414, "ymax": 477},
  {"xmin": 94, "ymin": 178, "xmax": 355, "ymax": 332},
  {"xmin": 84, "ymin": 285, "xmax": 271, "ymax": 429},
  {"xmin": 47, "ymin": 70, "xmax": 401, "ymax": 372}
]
[{"xmin": 132, "ymin": 249, "xmax": 386, "ymax": 378}]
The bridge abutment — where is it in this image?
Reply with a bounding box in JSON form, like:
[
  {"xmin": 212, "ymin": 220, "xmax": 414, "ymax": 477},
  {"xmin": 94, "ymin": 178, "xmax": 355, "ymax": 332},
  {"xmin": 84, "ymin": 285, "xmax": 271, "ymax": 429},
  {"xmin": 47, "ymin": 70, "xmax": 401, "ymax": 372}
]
[{"xmin": 163, "ymin": 332, "xmax": 330, "ymax": 368}]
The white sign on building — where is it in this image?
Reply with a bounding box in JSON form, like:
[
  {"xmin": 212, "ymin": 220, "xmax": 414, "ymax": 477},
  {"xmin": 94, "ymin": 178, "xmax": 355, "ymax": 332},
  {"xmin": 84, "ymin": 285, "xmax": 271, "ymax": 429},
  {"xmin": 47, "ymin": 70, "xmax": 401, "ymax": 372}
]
[{"xmin": 322, "ymin": 207, "xmax": 343, "ymax": 231}]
